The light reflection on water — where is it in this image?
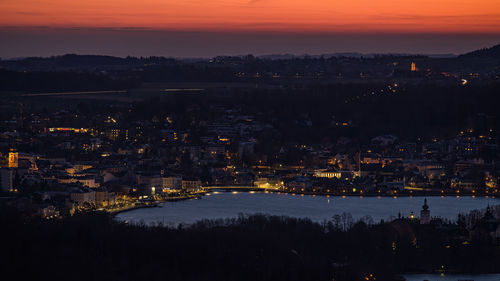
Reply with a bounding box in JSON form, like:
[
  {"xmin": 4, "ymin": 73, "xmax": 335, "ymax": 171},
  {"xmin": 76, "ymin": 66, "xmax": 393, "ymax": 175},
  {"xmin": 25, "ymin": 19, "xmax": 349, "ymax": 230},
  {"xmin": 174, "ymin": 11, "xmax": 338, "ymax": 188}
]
[
  {"xmin": 403, "ymin": 273, "xmax": 500, "ymax": 281},
  {"xmin": 116, "ymin": 192, "xmax": 498, "ymax": 227}
]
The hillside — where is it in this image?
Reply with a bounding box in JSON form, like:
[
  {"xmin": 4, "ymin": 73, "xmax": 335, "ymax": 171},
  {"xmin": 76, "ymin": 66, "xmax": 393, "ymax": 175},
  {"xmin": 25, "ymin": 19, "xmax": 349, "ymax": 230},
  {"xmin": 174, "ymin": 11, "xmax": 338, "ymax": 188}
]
[{"xmin": 459, "ymin": 44, "xmax": 500, "ymax": 58}]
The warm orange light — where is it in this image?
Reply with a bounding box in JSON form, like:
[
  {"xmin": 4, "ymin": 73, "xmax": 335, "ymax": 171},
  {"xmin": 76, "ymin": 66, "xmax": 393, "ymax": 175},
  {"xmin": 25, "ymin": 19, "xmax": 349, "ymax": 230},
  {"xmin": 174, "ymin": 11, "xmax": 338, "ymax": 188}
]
[{"xmin": 1, "ymin": 0, "xmax": 499, "ymax": 33}]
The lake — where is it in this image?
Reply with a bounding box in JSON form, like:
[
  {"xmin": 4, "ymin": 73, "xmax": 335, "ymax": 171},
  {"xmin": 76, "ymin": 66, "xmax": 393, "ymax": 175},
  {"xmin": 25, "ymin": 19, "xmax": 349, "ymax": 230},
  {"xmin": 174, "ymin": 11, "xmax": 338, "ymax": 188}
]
[
  {"xmin": 116, "ymin": 192, "xmax": 498, "ymax": 226},
  {"xmin": 403, "ymin": 273, "xmax": 500, "ymax": 281}
]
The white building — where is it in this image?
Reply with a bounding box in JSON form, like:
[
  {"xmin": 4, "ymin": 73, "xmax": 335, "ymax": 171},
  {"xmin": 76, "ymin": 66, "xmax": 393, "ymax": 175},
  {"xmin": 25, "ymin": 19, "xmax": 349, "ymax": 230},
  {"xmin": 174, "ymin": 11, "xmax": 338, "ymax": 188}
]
[
  {"xmin": 70, "ymin": 188, "xmax": 96, "ymax": 206},
  {"xmin": 314, "ymin": 169, "xmax": 341, "ymax": 179},
  {"xmin": 95, "ymin": 189, "xmax": 116, "ymax": 207},
  {"xmin": 162, "ymin": 176, "xmax": 182, "ymax": 190},
  {"xmin": 254, "ymin": 176, "xmax": 283, "ymax": 189},
  {"xmin": 182, "ymin": 179, "xmax": 202, "ymax": 193}
]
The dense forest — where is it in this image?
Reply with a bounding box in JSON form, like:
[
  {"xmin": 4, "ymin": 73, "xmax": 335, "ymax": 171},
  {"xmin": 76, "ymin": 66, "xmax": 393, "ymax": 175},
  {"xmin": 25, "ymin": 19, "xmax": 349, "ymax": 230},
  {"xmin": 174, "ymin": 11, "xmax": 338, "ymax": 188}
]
[{"xmin": 2, "ymin": 206, "xmax": 498, "ymax": 281}]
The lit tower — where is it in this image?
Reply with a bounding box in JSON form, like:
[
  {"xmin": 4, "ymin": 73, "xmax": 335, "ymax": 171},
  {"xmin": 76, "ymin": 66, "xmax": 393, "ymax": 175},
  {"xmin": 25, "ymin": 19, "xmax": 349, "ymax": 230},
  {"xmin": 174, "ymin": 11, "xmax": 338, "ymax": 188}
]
[
  {"xmin": 411, "ymin": 62, "xmax": 416, "ymax": 72},
  {"xmin": 420, "ymin": 198, "xmax": 430, "ymax": 224},
  {"xmin": 8, "ymin": 149, "xmax": 18, "ymax": 168}
]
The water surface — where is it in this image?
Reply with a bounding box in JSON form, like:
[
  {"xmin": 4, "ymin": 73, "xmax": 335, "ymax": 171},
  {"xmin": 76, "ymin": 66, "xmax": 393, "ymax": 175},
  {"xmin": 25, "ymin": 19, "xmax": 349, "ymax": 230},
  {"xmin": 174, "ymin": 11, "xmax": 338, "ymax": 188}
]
[
  {"xmin": 403, "ymin": 273, "xmax": 500, "ymax": 281},
  {"xmin": 116, "ymin": 192, "xmax": 498, "ymax": 226}
]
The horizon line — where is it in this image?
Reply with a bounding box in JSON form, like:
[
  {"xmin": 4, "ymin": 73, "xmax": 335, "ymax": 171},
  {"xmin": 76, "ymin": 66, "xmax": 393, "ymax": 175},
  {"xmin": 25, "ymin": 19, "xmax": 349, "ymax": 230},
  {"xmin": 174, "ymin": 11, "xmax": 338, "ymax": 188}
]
[{"xmin": 3, "ymin": 26, "xmax": 500, "ymax": 35}]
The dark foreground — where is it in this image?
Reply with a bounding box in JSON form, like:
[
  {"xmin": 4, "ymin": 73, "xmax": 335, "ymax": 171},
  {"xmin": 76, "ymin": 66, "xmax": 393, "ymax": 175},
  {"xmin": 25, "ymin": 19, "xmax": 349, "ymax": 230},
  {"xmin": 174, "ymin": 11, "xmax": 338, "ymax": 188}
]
[{"xmin": 2, "ymin": 207, "xmax": 499, "ymax": 281}]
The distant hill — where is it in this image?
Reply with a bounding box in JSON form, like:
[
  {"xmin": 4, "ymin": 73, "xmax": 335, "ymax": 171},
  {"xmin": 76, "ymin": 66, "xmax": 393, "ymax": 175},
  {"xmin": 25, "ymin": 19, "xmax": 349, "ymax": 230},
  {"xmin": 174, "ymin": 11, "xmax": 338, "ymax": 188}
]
[
  {"xmin": 259, "ymin": 52, "xmax": 435, "ymax": 60},
  {"xmin": 459, "ymin": 44, "xmax": 500, "ymax": 58},
  {"xmin": 0, "ymin": 44, "xmax": 498, "ymax": 78},
  {"xmin": 0, "ymin": 54, "xmax": 176, "ymax": 71}
]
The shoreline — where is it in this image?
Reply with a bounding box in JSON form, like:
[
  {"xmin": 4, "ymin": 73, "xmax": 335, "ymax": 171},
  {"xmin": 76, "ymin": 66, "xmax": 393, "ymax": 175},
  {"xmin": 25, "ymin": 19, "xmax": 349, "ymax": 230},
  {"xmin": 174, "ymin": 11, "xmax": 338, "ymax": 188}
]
[
  {"xmin": 110, "ymin": 194, "xmax": 202, "ymax": 215},
  {"xmin": 112, "ymin": 189, "xmax": 499, "ymax": 218},
  {"xmin": 203, "ymin": 188, "xmax": 499, "ymax": 199}
]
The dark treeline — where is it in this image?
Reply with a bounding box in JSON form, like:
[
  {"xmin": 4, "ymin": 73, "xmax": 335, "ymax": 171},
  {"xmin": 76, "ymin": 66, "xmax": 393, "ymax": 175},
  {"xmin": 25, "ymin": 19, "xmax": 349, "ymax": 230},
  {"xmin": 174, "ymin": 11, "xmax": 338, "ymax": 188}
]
[
  {"xmin": 0, "ymin": 54, "xmax": 177, "ymax": 71},
  {"xmin": 2, "ymin": 206, "xmax": 498, "ymax": 281},
  {"xmin": 3, "ymin": 78, "xmax": 499, "ymax": 143},
  {"xmin": 1, "ymin": 44, "xmax": 500, "ymax": 73},
  {"xmin": 117, "ymin": 81, "xmax": 500, "ymax": 142},
  {"xmin": 0, "ymin": 69, "xmax": 140, "ymax": 92}
]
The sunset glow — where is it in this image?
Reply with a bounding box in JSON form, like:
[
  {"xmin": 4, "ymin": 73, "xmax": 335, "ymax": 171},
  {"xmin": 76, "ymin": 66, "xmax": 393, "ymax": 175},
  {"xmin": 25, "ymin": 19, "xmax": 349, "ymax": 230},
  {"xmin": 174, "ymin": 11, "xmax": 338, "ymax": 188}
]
[{"xmin": 1, "ymin": 0, "xmax": 500, "ymax": 33}]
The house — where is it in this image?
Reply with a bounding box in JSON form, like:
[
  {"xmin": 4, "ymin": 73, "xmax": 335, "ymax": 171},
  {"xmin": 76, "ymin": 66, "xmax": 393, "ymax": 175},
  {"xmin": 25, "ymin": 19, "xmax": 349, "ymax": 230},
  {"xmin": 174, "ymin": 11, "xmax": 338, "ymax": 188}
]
[
  {"xmin": 95, "ymin": 188, "xmax": 116, "ymax": 207},
  {"xmin": 314, "ymin": 169, "xmax": 341, "ymax": 179},
  {"xmin": 254, "ymin": 176, "xmax": 283, "ymax": 189},
  {"xmin": 70, "ymin": 187, "xmax": 96, "ymax": 206},
  {"xmin": 285, "ymin": 177, "xmax": 312, "ymax": 192},
  {"xmin": 162, "ymin": 176, "xmax": 182, "ymax": 190},
  {"xmin": 40, "ymin": 205, "xmax": 60, "ymax": 219},
  {"xmin": 182, "ymin": 179, "xmax": 202, "ymax": 193}
]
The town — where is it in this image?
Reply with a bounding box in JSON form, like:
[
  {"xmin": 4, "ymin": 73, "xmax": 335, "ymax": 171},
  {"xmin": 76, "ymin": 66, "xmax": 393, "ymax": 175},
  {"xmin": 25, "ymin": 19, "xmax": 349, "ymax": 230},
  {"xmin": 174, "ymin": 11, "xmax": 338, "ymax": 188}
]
[
  {"xmin": 1, "ymin": 45, "xmax": 500, "ymax": 281},
  {"xmin": 1, "ymin": 79, "xmax": 499, "ymax": 218},
  {"xmin": 3, "ymin": 0, "xmax": 500, "ymax": 279}
]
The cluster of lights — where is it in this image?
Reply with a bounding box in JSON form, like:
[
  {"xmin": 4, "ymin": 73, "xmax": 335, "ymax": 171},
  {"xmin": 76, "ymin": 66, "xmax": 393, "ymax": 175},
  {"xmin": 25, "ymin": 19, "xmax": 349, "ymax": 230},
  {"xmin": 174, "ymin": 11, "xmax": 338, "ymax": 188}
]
[
  {"xmin": 344, "ymin": 84, "xmax": 399, "ymax": 104},
  {"xmin": 48, "ymin": 127, "xmax": 89, "ymax": 133}
]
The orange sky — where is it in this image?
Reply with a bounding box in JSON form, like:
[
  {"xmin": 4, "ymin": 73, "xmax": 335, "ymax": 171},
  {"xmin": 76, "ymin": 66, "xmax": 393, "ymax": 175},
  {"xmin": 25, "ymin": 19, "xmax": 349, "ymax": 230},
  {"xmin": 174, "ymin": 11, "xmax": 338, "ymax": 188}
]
[{"xmin": 1, "ymin": 0, "xmax": 500, "ymax": 33}]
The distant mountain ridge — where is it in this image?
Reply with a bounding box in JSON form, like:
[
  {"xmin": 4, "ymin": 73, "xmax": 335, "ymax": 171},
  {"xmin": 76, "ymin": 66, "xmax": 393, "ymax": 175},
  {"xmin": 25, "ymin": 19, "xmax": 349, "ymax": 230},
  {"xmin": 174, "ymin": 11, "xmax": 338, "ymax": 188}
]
[
  {"xmin": 459, "ymin": 44, "xmax": 500, "ymax": 58},
  {"xmin": 0, "ymin": 54, "xmax": 177, "ymax": 71},
  {"xmin": 2, "ymin": 44, "xmax": 499, "ymax": 65},
  {"xmin": 0, "ymin": 44, "xmax": 498, "ymax": 74},
  {"xmin": 258, "ymin": 53, "xmax": 456, "ymax": 60}
]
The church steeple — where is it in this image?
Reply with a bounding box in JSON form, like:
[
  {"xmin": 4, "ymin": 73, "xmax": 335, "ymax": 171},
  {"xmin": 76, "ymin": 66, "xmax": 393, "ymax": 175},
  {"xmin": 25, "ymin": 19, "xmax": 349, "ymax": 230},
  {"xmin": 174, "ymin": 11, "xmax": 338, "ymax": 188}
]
[
  {"xmin": 420, "ymin": 198, "xmax": 431, "ymax": 224},
  {"xmin": 422, "ymin": 198, "xmax": 429, "ymax": 211}
]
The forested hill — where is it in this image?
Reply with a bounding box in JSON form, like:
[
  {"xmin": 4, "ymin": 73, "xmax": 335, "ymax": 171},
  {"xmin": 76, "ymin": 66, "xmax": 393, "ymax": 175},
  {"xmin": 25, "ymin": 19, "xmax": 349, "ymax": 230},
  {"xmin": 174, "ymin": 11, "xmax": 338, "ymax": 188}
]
[
  {"xmin": 459, "ymin": 44, "xmax": 500, "ymax": 59},
  {"xmin": 0, "ymin": 44, "xmax": 499, "ymax": 74},
  {"xmin": 0, "ymin": 54, "xmax": 177, "ymax": 71},
  {"xmin": 0, "ymin": 45, "xmax": 499, "ymax": 93},
  {"xmin": 2, "ymin": 207, "xmax": 499, "ymax": 281}
]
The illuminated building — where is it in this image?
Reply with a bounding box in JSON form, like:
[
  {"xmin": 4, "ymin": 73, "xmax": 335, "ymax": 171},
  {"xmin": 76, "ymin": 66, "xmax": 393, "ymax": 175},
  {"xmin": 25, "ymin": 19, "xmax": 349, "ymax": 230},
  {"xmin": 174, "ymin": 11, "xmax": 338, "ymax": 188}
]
[
  {"xmin": 285, "ymin": 177, "xmax": 312, "ymax": 191},
  {"xmin": 162, "ymin": 176, "xmax": 182, "ymax": 190},
  {"xmin": 182, "ymin": 179, "xmax": 202, "ymax": 193},
  {"xmin": 411, "ymin": 61, "xmax": 416, "ymax": 72},
  {"xmin": 70, "ymin": 188, "xmax": 96, "ymax": 206},
  {"xmin": 205, "ymin": 145, "xmax": 225, "ymax": 159},
  {"xmin": 8, "ymin": 151, "xmax": 18, "ymax": 168},
  {"xmin": 254, "ymin": 177, "xmax": 283, "ymax": 189},
  {"xmin": 40, "ymin": 205, "xmax": 60, "ymax": 219},
  {"xmin": 48, "ymin": 127, "xmax": 89, "ymax": 133},
  {"xmin": 314, "ymin": 169, "xmax": 341, "ymax": 179},
  {"xmin": 109, "ymin": 129, "xmax": 120, "ymax": 141}
]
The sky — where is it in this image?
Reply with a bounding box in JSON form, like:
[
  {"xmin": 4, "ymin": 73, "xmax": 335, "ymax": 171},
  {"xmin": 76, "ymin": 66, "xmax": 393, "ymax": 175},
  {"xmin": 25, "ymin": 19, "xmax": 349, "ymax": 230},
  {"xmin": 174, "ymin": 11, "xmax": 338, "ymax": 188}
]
[{"xmin": 1, "ymin": 0, "xmax": 500, "ymax": 57}]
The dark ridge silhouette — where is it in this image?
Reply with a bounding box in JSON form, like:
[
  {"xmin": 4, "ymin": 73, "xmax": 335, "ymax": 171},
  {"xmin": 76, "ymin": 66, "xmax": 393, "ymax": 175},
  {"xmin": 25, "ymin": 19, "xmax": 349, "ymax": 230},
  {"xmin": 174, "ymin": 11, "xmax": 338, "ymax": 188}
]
[
  {"xmin": 459, "ymin": 44, "xmax": 500, "ymax": 58},
  {"xmin": 0, "ymin": 54, "xmax": 177, "ymax": 71},
  {"xmin": 0, "ymin": 69, "xmax": 139, "ymax": 92},
  {"xmin": 0, "ymin": 44, "xmax": 498, "ymax": 71}
]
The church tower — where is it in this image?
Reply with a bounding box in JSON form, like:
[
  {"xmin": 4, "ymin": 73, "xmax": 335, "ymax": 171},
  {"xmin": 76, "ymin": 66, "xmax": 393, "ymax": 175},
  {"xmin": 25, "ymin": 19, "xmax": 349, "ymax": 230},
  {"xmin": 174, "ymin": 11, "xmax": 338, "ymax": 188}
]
[
  {"xmin": 420, "ymin": 198, "xmax": 430, "ymax": 224},
  {"xmin": 8, "ymin": 149, "xmax": 18, "ymax": 168},
  {"xmin": 411, "ymin": 61, "xmax": 416, "ymax": 72}
]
